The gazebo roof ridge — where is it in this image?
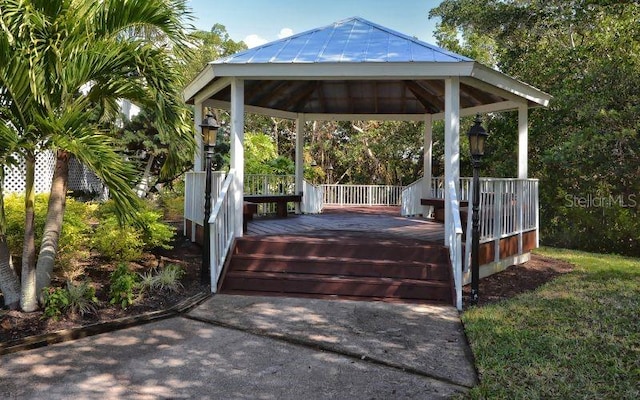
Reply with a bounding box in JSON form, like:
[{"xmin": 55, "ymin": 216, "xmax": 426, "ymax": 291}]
[{"xmin": 212, "ymin": 16, "xmax": 474, "ymax": 65}]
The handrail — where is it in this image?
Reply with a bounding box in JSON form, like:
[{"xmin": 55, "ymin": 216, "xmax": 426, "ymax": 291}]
[
  {"xmin": 446, "ymin": 179, "xmax": 463, "ymax": 310},
  {"xmin": 208, "ymin": 169, "xmax": 236, "ymax": 291},
  {"xmin": 301, "ymin": 180, "xmax": 323, "ymax": 213},
  {"xmin": 400, "ymin": 177, "xmax": 424, "ymax": 216}
]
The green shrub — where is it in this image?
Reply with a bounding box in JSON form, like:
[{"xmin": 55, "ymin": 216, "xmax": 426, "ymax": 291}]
[
  {"xmin": 109, "ymin": 263, "xmax": 139, "ymax": 308},
  {"xmin": 42, "ymin": 281, "xmax": 98, "ymax": 320},
  {"xmin": 137, "ymin": 209, "xmax": 174, "ymax": 250},
  {"xmin": 4, "ymin": 194, "xmax": 96, "ymax": 278},
  {"xmin": 93, "ymin": 200, "xmax": 174, "ymax": 261},
  {"xmin": 93, "ymin": 217, "xmax": 144, "ymax": 261}
]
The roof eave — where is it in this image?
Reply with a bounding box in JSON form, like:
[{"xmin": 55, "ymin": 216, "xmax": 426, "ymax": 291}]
[
  {"xmin": 183, "ymin": 64, "xmax": 216, "ymax": 104},
  {"xmin": 470, "ymin": 63, "xmax": 552, "ymax": 107}
]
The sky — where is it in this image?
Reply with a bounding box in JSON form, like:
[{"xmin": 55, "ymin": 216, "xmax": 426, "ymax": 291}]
[{"xmin": 187, "ymin": 0, "xmax": 443, "ymax": 48}]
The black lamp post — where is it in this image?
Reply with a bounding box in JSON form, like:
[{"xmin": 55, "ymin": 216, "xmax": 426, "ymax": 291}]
[
  {"xmin": 467, "ymin": 114, "xmax": 489, "ymax": 305},
  {"xmin": 201, "ymin": 114, "xmax": 220, "ymax": 285}
]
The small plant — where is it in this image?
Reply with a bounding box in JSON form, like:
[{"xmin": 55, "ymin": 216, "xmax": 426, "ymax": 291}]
[
  {"xmin": 42, "ymin": 281, "xmax": 99, "ymax": 320},
  {"xmin": 65, "ymin": 281, "xmax": 99, "ymax": 317},
  {"xmin": 109, "ymin": 263, "xmax": 139, "ymax": 308},
  {"xmin": 138, "ymin": 264, "xmax": 185, "ymax": 294},
  {"xmin": 42, "ymin": 287, "xmax": 70, "ymax": 320}
]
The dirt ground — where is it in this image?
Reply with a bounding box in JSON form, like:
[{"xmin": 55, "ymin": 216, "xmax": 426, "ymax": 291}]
[{"xmin": 1, "ymin": 235, "xmax": 574, "ymax": 343}]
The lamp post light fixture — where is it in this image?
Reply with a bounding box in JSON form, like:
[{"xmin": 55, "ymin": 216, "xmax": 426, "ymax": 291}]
[
  {"xmin": 467, "ymin": 114, "xmax": 489, "ymax": 305},
  {"xmin": 200, "ymin": 114, "xmax": 220, "ymax": 286}
]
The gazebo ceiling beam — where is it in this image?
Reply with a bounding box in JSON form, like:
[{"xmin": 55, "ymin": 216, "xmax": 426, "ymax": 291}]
[
  {"xmin": 274, "ymin": 81, "xmax": 318, "ymax": 111},
  {"xmin": 404, "ymin": 80, "xmax": 441, "ymax": 114}
]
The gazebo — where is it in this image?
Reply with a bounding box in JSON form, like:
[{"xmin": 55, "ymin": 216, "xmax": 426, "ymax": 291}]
[{"xmin": 183, "ymin": 17, "xmax": 551, "ymax": 309}]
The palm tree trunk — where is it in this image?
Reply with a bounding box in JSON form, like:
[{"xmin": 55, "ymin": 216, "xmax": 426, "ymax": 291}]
[
  {"xmin": 0, "ymin": 169, "xmax": 20, "ymax": 309},
  {"xmin": 20, "ymin": 153, "xmax": 38, "ymax": 312},
  {"xmin": 36, "ymin": 150, "xmax": 70, "ymax": 296}
]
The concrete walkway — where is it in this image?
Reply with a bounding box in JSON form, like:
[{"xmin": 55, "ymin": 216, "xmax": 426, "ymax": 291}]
[{"xmin": 1, "ymin": 295, "xmax": 477, "ymax": 399}]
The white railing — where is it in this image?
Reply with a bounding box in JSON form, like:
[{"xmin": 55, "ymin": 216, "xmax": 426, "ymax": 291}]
[
  {"xmin": 400, "ymin": 177, "xmax": 424, "ymax": 216},
  {"xmin": 245, "ymin": 174, "xmax": 295, "ymax": 195},
  {"xmin": 477, "ymin": 178, "xmax": 539, "ymax": 242},
  {"xmin": 430, "ymin": 177, "xmax": 472, "ymax": 202},
  {"xmin": 322, "ymin": 184, "xmax": 403, "ymax": 206},
  {"xmin": 463, "ymin": 178, "xmax": 539, "ymax": 271},
  {"xmin": 445, "ymin": 179, "xmax": 464, "ymax": 311},
  {"xmin": 245, "ymin": 174, "xmax": 297, "ymax": 215},
  {"xmin": 301, "ymin": 180, "xmax": 323, "ymax": 214},
  {"xmin": 209, "ymin": 170, "xmax": 236, "ymax": 291},
  {"xmin": 184, "ymin": 171, "xmax": 226, "ymax": 234}
]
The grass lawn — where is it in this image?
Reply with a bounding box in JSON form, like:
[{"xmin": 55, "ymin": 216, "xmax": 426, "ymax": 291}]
[{"xmin": 462, "ymin": 247, "xmax": 640, "ymax": 399}]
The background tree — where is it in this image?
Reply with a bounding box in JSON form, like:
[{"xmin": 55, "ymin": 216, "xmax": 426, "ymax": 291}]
[{"xmin": 430, "ymin": 0, "xmax": 640, "ymax": 255}]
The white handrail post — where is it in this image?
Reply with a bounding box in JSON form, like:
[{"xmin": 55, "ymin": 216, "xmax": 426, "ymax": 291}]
[
  {"xmin": 231, "ymin": 78, "xmax": 245, "ymax": 237},
  {"xmin": 444, "ymin": 77, "xmax": 460, "ymax": 247}
]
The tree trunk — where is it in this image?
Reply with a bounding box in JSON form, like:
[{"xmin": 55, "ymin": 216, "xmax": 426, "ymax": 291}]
[
  {"xmin": 134, "ymin": 154, "xmax": 155, "ymax": 198},
  {"xmin": 20, "ymin": 154, "xmax": 38, "ymax": 312},
  {"xmin": 0, "ymin": 170, "xmax": 20, "ymax": 309},
  {"xmin": 35, "ymin": 150, "xmax": 70, "ymax": 297}
]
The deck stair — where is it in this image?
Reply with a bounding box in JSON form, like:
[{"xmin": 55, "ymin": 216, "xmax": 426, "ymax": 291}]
[{"xmin": 219, "ymin": 234, "xmax": 454, "ymax": 304}]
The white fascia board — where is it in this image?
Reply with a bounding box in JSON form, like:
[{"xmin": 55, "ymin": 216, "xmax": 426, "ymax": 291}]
[
  {"xmin": 210, "ymin": 61, "xmax": 476, "ymax": 80},
  {"xmin": 470, "ymin": 64, "xmax": 552, "ymax": 107},
  {"xmin": 204, "ymin": 99, "xmax": 299, "ymax": 120},
  {"xmin": 194, "ymin": 77, "xmax": 233, "ymax": 105},
  {"xmin": 183, "ymin": 65, "xmax": 215, "ymax": 102},
  {"xmin": 431, "ymin": 100, "xmax": 522, "ymax": 121}
]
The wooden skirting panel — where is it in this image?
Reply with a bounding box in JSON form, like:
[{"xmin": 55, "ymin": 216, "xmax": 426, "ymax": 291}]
[{"xmin": 185, "ymin": 219, "xmax": 204, "ymax": 246}]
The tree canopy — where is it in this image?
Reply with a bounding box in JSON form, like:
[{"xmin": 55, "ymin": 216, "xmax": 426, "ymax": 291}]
[{"xmin": 430, "ymin": 0, "xmax": 640, "ymax": 255}]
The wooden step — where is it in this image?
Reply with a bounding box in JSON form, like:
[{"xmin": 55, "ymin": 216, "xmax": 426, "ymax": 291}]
[
  {"xmin": 234, "ymin": 236, "xmax": 449, "ymax": 264},
  {"xmin": 230, "ymin": 254, "xmax": 451, "ymax": 281},
  {"xmin": 222, "ymin": 271, "xmax": 453, "ymax": 302},
  {"xmin": 219, "ymin": 234, "xmax": 454, "ymax": 305}
]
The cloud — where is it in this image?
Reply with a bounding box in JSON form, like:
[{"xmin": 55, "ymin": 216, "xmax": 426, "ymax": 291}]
[
  {"xmin": 244, "ymin": 34, "xmax": 268, "ymax": 48},
  {"xmin": 278, "ymin": 28, "xmax": 293, "ymax": 39}
]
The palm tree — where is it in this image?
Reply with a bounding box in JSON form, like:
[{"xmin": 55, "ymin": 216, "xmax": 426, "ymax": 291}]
[{"xmin": 0, "ymin": 0, "xmax": 195, "ymax": 311}]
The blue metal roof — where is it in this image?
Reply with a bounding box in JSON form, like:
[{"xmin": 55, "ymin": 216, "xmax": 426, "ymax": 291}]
[{"xmin": 215, "ymin": 17, "xmax": 472, "ymax": 64}]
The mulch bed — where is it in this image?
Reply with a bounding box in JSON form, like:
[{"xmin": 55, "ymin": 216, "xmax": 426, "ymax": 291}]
[
  {"xmin": 462, "ymin": 253, "xmax": 575, "ymax": 307},
  {"xmin": 0, "ymin": 233, "xmax": 208, "ymax": 343}
]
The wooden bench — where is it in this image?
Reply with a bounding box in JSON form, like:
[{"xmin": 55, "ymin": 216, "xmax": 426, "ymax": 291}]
[
  {"xmin": 243, "ymin": 194, "xmax": 303, "ymax": 218},
  {"xmin": 243, "ymin": 202, "xmax": 258, "ymax": 233},
  {"xmin": 421, "ymin": 198, "xmax": 469, "ymax": 223}
]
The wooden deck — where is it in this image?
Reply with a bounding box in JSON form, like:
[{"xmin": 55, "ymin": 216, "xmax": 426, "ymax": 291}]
[{"xmin": 246, "ymin": 206, "xmax": 445, "ymax": 243}]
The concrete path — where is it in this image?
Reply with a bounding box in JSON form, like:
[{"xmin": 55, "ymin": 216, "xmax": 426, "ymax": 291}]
[{"xmin": 1, "ymin": 295, "xmax": 477, "ymax": 399}]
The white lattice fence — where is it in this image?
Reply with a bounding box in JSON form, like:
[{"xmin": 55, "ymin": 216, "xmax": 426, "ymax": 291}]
[
  {"xmin": 2, "ymin": 151, "xmax": 106, "ymax": 197},
  {"xmin": 3, "ymin": 151, "xmax": 55, "ymax": 194}
]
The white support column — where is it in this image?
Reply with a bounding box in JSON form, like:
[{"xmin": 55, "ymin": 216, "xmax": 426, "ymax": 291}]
[
  {"xmin": 294, "ymin": 114, "xmax": 305, "ymax": 214},
  {"xmin": 423, "ymin": 114, "xmax": 433, "ymax": 216},
  {"xmin": 518, "ymin": 102, "xmax": 528, "ymax": 179},
  {"xmin": 230, "ymin": 78, "xmax": 245, "ymax": 237},
  {"xmin": 193, "ymin": 102, "xmax": 204, "ymax": 171},
  {"xmin": 444, "ymin": 77, "xmax": 460, "ymax": 246}
]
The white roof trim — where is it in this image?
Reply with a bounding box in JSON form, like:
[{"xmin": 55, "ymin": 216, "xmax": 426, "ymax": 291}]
[
  {"xmin": 470, "ymin": 64, "xmax": 551, "ymax": 107},
  {"xmin": 207, "ymin": 62, "xmax": 476, "ymax": 80},
  {"xmin": 183, "ymin": 65, "xmax": 215, "ymax": 102},
  {"xmin": 194, "ymin": 77, "xmax": 232, "ymax": 105}
]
